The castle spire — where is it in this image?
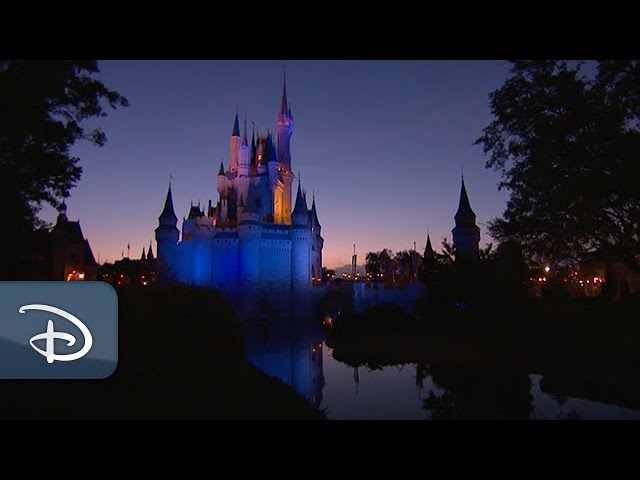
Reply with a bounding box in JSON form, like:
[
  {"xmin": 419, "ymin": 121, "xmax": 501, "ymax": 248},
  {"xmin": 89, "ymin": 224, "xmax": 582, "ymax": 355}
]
[
  {"xmin": 292, "ymin": 177, "xmax": 308, "ymax": 223},
  {"xmin": 425, "ymin": 233, "xmax": 434, "ymax": 258},
  {"xmin": 280, "ymin": 67, "xmax": 288, "ymax": 116},
  {"xmin": 147, "ymin": 241, "xmax": 154, "ymax": 260},
  {"xmin": 455, "ymin": 176, "xmax": 476, "ymax": 223},
  {"xmin": 310, "ymin": 189, "xmax": 320, "ymax": 227},
  {"xmin": 218, "ymin": 159, "xmax": 225, "ymax": 176},
  {"xmin": 250, "ymin": 124, "xmax": 256, "ymax": 166},
  {"xmin": 232, "ymin": 110, "xmax": 240, "ymax": 137},
  {"xmin": 159, "ymin": 184, "xmax": 178, "ymax": 226},
  {"xmin": 141, "ymin": 248, "xmax": 146, "ymax": 261},
  {"xmin": 242, "ymin": 113, "xmax": 248, "ymax": 146}
]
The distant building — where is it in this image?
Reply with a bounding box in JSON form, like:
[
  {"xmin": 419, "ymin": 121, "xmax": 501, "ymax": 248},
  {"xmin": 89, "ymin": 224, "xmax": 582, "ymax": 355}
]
[
  {"xmin": 452, "ymin": 177, "xmax": 480, "ymax": 261},
  {"xmin": 50, "ymin": 203, "xmax": 98, "ymax": 281},
  {"xmin": 98, "ymin": 243, "xmax": 156, "ymax": 286},
  {"xmin": 155, "ymin": 74, "xmax": 324, "ymax": 293}
]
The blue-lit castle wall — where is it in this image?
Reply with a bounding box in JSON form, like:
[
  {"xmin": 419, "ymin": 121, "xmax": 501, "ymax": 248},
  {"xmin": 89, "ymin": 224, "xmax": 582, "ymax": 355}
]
[{"xmin": 154, "ymin": 76, "xmax": 323, "ymax": 293}]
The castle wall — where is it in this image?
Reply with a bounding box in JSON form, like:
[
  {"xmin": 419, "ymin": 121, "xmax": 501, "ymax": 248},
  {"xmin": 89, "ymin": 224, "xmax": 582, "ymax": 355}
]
[
  {"xmin": 238, "ymin": 223, "xmax": 261, "ymax": 287},
  {"xmin": 291, "ymin": 227, "xmax": 311, "ymax": 289},
  {"xmin": 310, "ymin": 235, "xmax": 323, "ymax": 281},
  {"xmin": 259, "ymin": 232, "xmax": 293, "ymax": 292},
  {"xmin": 212, "ymin": 232, "xmax": 239, "ymax": 292}
]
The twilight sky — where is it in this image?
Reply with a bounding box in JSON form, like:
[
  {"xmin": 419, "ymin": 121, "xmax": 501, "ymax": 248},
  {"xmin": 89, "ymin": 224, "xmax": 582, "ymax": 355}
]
[{"xmin": 41, "ymin": 60, "xmax": 512, "ymax": 268}]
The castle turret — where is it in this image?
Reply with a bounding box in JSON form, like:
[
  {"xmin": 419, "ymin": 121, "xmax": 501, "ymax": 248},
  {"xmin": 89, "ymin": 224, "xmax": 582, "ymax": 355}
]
[
  {"xmin": 234, "ymin": 123, "xmax": 251, "ymax": 218},
  {"xmin": 250, "ymin": 125, "xmax": 256, "ymax": 169},
  {"xmin": 291, "ymin": 180, "xmax": 311, "ymax": 289},
  {"xmin": 155, "ymin": 184, "xmax": 180, "ymax": 282},
  {"xmin": 238, "ymin": 117, "xmax": 250, "ymax": 178},
  {"xmin": 229, "ymin": 112, "xmax": 241, "ymax": 173},
  {"xmin": 217, "ymin": 159, "xmax": 226, "ymax": 196},
  {"xmin": 452, "ymin": 177, "xmax": 480, "ymax": 262},
  {"xmin": 310, "ymin": 193, "xmax": 321, "ymax": 235},
  {"xmin": 276, "ymin": 71, "xmax": 293, "ymax": 171},
  {"xmin": 291, "ymin": 181, "xmax": 309, "ymax": 227},
  {"xmin": 309, "ymin": 192, "xmax": 323, "ymax": 282},
  {"xmin": 257, "ymin": 137, "xmax": 267, "ymax": 175}
]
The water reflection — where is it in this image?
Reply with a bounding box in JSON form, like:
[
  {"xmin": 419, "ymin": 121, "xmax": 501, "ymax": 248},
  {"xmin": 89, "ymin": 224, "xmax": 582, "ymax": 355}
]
[
  {"xmin": 241, "ymin": 291, "xmax": 326, "ymax": 409},
  {"xmin": 421, "ymin": 364, "xmax": 533, "ymax": 419},
  {"xmin": 240, "ymin": 294, "xmax": 640, "ymax": 419},
  {"xmin": 530, "ymin": 374, "xmax": 640, "ymax": 420}
]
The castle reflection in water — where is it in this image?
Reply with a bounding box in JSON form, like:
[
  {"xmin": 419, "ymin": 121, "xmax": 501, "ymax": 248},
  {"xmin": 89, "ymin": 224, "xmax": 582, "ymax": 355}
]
[{"xmin": 237, "ymin": 289, "xmax": 326, "ymax": 409}]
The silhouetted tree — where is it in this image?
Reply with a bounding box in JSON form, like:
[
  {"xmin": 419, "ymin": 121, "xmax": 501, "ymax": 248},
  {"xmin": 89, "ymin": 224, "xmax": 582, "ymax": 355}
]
[
  {"xmin": 0, "ymin": 60, "xmax": 128, "ymax": 278},
  {"xmin": 476, "ymin": 60, "xmax": 640, "ymax": 271},
  {"xmin": 365, "ymin": 249, "xmax": 393, "ymax": 278},
  {"xmin": 394, "ymin": 249, "xmax": 419, "ymax": 284}
]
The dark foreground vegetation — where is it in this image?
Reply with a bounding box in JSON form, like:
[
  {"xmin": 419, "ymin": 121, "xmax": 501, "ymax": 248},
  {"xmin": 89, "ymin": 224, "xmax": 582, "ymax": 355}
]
[
  {"xmin": 327, "ymin": 298, "xmax": 640, "ymax": 414},
  {"xmin": 0, "ymin": 286, "xmax": 323, "ymax": 419}
]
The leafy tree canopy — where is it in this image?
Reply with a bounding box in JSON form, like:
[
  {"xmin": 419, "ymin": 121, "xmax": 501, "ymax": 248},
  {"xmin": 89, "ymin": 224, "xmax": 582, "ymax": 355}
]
[
  {"xmin": 476, "ymin": 60, "xmax": 640, "ymax": 270},
  {"xmin": 0, "ymin": 60, "xmax": 128, "ymax": 232}
]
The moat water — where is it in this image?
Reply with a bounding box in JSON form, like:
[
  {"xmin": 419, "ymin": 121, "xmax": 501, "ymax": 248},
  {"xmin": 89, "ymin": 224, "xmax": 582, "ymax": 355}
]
[
  {"xmin": 245, "ymin": 322, "xmax": 640, "ymax": 420},
  {"xmin": 319, "ymin": 349, "xmax": 640, "ymax": 420}
]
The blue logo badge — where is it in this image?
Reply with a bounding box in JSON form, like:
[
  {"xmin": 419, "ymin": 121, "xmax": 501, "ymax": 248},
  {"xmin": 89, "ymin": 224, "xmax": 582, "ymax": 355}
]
[{"xmin": 0, "ymin": 282, "xmax": 118, "ymax": 379}]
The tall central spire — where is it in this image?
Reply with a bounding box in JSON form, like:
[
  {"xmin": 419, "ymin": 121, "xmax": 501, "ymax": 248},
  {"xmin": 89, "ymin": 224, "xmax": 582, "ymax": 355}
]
[{"xmin": 280, "ymin": 68, "xmax": 288, "ymax": 116}]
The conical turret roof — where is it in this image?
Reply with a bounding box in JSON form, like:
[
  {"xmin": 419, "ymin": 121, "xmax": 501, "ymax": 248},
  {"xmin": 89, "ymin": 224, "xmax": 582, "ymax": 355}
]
[
  {"xmin": 159, "ymin": 185, "xmax": 178, "ymax": 226},
  {"xmin": 455, "ymin": 177, "xmax": 476, "ymax": 224},
  {"xmin": 232, "ymin": 112, "xmax": 240, "ymax": 137},
  {"xmin": 292, "ymin": 180, "xmax": 308, "ymax": 224}
]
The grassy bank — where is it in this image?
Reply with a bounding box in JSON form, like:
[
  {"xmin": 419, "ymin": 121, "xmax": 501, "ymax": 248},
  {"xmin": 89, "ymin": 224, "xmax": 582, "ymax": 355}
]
[
  {"xmin": 327, "ymin": 299, "xmax": 640, "ymax": 411},
  {"xmin": 0, "ymin": 285, "xmax": 323, "ymax": 419}
]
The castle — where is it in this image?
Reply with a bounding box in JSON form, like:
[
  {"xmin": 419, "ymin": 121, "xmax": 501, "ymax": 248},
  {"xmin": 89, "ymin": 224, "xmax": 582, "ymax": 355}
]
[{"xmin": 155, "ymin": 76, "xmax": 323, "ymax": 292}]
